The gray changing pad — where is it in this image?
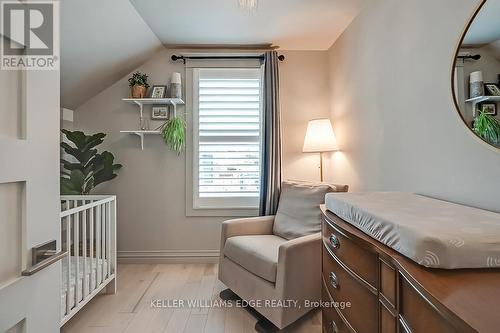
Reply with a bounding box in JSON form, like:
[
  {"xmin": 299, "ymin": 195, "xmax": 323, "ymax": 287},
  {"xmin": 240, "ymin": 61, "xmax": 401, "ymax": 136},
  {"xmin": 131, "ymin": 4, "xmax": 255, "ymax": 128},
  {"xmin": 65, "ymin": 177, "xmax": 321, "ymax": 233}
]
[{"xmin": 325, "ymin": 192, "xmax": 500, "ymax": 269}]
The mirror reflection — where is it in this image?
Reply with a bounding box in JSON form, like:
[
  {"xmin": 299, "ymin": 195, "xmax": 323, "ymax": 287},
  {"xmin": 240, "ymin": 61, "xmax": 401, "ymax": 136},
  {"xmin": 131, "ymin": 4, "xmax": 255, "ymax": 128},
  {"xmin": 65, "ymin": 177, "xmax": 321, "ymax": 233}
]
[{"xmin": 454, "ymin": 0, "xmax": 500, "ymax": 148}]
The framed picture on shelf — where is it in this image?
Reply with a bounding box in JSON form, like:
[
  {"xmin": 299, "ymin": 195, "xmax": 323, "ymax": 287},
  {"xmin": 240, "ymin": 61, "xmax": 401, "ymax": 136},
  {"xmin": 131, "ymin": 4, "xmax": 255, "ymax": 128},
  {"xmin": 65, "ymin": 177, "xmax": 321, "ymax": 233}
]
[
  {"xmin": 480, "ymin": 103, "xmax": 497, "ymax": 116},
  {"xmin": 152, "ymin": 106, "xmax": 169, "ymax": 119},
  {"xmin": 484, "ymin": 83, "xmax": 500, "ymax": 96},
  {"xmin": 150, "ymin": 85, "xmax": 167, "ymax": 98}
]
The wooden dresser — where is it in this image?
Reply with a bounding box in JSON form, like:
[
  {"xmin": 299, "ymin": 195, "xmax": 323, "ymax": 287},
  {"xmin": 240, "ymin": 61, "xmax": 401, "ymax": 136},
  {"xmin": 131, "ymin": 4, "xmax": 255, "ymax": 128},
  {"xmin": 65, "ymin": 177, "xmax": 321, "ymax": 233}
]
[{"xmin": 321, "ymin": 206, "xmax": 500, "ymax": 333}]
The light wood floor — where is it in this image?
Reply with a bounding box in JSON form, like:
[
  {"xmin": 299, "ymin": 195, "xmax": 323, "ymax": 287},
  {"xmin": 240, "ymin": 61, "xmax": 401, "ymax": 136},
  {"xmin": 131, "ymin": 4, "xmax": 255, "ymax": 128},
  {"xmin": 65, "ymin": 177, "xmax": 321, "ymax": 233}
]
[{"xmin": 61, "ymin": 264, "xmax": 321, "ymax": 333}]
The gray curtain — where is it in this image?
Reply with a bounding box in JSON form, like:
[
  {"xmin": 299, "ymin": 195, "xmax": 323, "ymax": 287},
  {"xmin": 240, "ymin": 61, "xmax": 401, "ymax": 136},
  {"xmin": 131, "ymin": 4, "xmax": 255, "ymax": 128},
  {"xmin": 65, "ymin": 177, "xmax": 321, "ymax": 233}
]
[{"xmin": 259, "ymin": 51, "xmax": 282, "ymax": 216}]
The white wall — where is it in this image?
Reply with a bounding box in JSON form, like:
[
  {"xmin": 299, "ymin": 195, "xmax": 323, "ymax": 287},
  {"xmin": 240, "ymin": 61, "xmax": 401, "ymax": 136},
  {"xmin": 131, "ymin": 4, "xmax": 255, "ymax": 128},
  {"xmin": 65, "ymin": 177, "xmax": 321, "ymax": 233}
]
[
  {"xmin": 280, "ymin": 51, "xmax": 332, "ymax": 182},
  {"xmin": 325, "ymin": 0, "xmax": 500, "ymax": 212},
  {"xmin": 73, "ymin": 49, "xmax": 330, "ymax": 260}
]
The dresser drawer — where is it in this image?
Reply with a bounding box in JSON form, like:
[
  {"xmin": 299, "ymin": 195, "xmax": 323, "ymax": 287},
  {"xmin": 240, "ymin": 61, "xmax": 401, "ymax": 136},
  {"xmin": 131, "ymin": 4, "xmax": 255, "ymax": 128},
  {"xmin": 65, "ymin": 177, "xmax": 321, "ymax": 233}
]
[
  {"xmin": 380, "ymin": 301, "xmax": 397, "ymax": 333},
  {"xmin": 400, "ymin": 275, "xmax": 458, "ymax": 333},
  {"xmin": 322, "ymin": 280, "xmax": 351, "ymax": 333},
  {"xmin": 323, "ymin": 244, "xmax": 378, "ymax": 333},
  {"xmin": 322, "ymin": 218, "xmax": 378, "ymax": 288}
]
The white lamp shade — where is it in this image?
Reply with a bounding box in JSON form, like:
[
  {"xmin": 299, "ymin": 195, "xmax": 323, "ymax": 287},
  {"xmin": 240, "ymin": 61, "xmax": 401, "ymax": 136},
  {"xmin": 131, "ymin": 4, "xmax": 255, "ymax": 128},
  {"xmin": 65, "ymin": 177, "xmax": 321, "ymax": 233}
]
[{"xmin": 302, "ymin": 118, "xmax": 338, "ymax": 152}]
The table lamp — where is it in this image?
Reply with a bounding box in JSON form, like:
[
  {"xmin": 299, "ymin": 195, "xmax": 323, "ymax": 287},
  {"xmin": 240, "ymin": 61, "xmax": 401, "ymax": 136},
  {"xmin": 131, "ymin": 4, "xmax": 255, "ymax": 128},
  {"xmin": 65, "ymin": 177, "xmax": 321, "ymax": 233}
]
[{"xmin": 302, "ymin": 118, "xmax": 338, "ymax": 182}]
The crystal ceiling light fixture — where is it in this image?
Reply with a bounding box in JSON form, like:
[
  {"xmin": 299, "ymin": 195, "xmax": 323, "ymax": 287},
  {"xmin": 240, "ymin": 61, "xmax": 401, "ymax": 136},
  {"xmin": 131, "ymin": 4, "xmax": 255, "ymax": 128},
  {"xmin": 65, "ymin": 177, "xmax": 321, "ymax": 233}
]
[{"xmin": 239, "ymin": 0, "xmax": 258, "ymax": 11}]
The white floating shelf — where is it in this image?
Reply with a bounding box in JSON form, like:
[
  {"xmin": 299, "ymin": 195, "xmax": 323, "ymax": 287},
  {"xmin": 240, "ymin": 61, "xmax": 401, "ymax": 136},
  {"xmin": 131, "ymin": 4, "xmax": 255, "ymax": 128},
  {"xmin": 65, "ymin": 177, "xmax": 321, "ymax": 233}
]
[
  {"xmin": 120, "ymin": 130, "xmax": 161, "ymax": 150},
  {"xmin": 120, "ymin": 130, "xmax": 161, "ymax": 134},
  {"xmin": 122, "ymin": 98, "xmax": 184, "ymax": 137},
  {"xmin": 122, "ymin": 98, "xmax": 185, "ymax": 106},
  {"xmin": 465, "ymin": 96, "xmax": 500, "ymax": 103},
  {"xmin": 465, "ymin": 96, "xmax": 500, "ymax": 117}
]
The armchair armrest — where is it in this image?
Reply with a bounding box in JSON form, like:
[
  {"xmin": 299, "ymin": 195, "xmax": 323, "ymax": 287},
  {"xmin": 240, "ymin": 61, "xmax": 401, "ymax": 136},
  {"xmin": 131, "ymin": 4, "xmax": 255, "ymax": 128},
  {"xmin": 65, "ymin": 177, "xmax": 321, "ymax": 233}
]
[
  {"xmin": 276, "ymin": 232, "xmax": 322, "ymax": 301},
  {"xmin": 220, "ymin": 215, "xmax": 275, "ymax": 257}
]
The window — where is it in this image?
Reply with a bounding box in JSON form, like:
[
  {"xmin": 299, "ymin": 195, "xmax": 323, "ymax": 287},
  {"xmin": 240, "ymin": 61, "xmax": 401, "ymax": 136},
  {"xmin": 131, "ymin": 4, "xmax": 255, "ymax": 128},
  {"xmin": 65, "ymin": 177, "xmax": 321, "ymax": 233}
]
[{"xmin": 192, "ymin": 68, "xmax": 262, "ymax": 209}]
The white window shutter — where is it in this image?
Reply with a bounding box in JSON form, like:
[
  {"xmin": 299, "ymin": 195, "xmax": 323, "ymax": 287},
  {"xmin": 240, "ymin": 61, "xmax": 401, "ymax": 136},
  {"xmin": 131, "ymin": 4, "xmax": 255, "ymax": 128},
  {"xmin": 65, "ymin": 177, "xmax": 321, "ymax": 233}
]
[{"xmin": 194, "ymin": 68, "xmax": 262, "ymax": 208}]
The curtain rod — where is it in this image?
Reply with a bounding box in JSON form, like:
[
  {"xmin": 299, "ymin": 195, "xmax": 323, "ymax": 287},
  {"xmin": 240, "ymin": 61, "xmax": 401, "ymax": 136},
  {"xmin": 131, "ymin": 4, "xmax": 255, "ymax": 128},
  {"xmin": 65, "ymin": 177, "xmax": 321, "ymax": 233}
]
[
  {"xmin": 171, "ymin": 54, "xmax": 285, "ymax": 64},
  {"xmin": 457, "ymin": 54, "xmax": 481, "ymax": 60}
]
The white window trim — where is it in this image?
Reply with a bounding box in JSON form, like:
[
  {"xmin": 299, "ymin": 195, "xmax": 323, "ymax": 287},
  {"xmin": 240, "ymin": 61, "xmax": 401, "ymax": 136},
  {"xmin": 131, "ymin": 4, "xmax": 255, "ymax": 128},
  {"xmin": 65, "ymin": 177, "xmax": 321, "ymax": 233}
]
[{"xmin": 185, "ymin": 62, "xmax": 263, "ymax": 217}]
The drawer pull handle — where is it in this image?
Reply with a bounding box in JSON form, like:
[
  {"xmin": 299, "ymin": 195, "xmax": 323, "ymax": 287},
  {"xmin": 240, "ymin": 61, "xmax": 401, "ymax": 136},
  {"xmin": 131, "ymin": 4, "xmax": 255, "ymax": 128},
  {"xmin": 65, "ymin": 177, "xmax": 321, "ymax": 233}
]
[
  {"xmin": 329, "ymin": 272, "xmax": 339, "ymax": 289},
  {"xmin": 331, "ymin": 320, "xmax": 339, "ymax": 333},
  {"xmin": 329, "ymin": 234, "xmax": 340, "ymax": 249}
]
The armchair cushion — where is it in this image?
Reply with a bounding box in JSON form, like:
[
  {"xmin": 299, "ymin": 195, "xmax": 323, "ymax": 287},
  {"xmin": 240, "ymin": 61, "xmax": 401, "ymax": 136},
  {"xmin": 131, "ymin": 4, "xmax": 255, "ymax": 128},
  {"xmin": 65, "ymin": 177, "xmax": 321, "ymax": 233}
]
[
  {"xmin": 273, "ymin": 181, "xmax": 348, "ymax": 240},
  {"xmin": 223, "ymin": 235, "xmax": 287, "ymax": 283}
]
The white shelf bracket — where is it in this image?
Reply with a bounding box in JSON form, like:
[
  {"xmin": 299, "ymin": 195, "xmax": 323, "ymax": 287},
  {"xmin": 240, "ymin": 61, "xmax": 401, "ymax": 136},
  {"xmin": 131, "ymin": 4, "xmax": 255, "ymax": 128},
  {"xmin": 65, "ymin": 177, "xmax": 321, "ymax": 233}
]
[
  {"xmin": 169, "ymin": 100, "xmax": 177, "ymax": 117},
  {"xmin": 136, "ymin": 132, "xmax": 144, "ymax": 150},
  {"xmin": 121, "ymin": 98, "xmax": 185, "ymax": 149},
  {"xmin": 139, "ymin": 104, "xmax": 144, "ymax": 129}
]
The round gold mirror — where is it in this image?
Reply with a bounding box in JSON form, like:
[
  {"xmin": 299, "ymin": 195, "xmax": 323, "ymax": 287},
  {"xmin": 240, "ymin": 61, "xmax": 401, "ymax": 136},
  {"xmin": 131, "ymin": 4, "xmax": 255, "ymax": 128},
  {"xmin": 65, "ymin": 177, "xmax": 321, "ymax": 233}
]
[{"xmin": 452, "ymin": 0, "xmax": 500, "ymax": 149}]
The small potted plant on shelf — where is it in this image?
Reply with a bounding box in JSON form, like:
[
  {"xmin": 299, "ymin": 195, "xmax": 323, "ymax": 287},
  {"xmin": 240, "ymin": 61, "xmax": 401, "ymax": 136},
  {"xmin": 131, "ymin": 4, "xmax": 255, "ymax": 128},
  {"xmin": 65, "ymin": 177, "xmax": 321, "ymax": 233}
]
[{"xmin": 128, "ymin": 71, "xmax": 150, "ymax": 98}]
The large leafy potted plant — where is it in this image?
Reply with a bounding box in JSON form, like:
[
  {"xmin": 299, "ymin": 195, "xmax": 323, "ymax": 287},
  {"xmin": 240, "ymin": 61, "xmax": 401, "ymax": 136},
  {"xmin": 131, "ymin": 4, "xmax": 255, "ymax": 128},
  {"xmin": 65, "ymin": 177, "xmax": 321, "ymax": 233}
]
[
  {"xmin": 473, "ymin": 111, "xmax": 500, "ymax": 147},
  {"xmin": 128, "ymin": 71, "xmax": 149, "ymax": 98},
  {"xmin": 60, "ymin": 129, "xmax": 122, "ymax": 195}
]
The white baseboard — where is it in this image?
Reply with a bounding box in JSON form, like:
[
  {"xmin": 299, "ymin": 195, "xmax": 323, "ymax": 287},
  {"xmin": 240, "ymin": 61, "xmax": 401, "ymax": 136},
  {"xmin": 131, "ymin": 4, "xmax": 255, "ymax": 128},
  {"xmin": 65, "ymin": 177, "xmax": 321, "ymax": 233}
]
[{"xmin": 117, "ymin": 250, "xmax": 220, "ymax": 264}]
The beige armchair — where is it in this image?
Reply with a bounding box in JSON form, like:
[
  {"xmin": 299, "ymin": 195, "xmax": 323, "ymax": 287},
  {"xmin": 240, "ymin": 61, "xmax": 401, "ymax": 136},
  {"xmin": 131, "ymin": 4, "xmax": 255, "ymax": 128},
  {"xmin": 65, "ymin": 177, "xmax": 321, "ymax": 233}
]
[{"xmin": 218, "ymin": 182, "xmax": 348, "ymax": 331}]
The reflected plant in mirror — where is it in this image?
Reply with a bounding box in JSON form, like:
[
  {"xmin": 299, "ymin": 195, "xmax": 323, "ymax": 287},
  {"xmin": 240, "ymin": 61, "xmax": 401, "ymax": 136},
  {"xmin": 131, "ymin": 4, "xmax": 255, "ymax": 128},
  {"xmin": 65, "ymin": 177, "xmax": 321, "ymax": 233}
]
[
  {"xmin": 474, "ymin": 111, "xmax": 500, "ymax": 145},
  {"xmin": 453, "ymin": 0, "xmax": 500, "ymax": 149}
]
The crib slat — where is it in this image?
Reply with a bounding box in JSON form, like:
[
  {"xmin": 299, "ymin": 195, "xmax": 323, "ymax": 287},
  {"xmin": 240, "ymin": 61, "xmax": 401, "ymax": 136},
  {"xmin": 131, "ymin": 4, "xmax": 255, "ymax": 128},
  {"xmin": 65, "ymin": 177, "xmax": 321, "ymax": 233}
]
[
  {"xmin": 111, "ymin": 198, "xmax": 117, "ymax": 278},
  {"xmin": 74, "ymin": 201, "xmax": 79, "ymax": 307},
  {"xmin": 96, "ymin": 204, "xmax": 101, "ymax": 285},
  {"xmin": 82, "ymin": 206, "xmax": 88, "ymax": 298},
  {"xmin": 90, "ymin": 206, "xmax": 94, "ymax": 292},
  {"xmin": 101, "ymin": 203, "xmax": 105, "ymax": 283},
  {"xmin": 107, "ymin": 202, "xmax": 111, "ymax": 278},
  {"xmin": 102, "ymin": 203, "xmax": 106, "ymax": 282},
  {"xmin": 66, "ymin": 215, "xmax": 71, "ymax": 315},
  {"xmin": 101, "ymin": 202, "xmax": 104, "ymax": 281}
]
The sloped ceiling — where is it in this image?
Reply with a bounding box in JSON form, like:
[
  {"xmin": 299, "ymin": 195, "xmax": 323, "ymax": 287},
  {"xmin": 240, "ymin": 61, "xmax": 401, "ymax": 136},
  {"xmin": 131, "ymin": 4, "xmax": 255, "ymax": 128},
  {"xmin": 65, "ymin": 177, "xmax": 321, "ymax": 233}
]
[
  {"xmin": 61, "ymin": 0, "xmax": 164, "ymax": 109},
  {"xmin": 129, "ymin": 0, "xmax": 368, "ymax": 50},
  {"xmin": 463, "ymin": 0, "xmax": 500, "ymax": 46},
  {"xmin": 61, "ymin": 0, "xmax": 368, "ymax": 109}
]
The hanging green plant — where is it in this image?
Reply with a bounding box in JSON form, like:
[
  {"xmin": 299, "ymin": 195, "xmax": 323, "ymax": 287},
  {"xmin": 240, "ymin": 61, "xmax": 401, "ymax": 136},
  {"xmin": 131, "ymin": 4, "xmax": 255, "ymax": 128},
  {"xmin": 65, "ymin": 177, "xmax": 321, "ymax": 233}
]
[
  {"xmin": 160, "ymin": 116, "xmax": 186, "ymax": 154},
  {"xmin": 473, "ymin": 111, "xmax": 500, "ymax": 147}
]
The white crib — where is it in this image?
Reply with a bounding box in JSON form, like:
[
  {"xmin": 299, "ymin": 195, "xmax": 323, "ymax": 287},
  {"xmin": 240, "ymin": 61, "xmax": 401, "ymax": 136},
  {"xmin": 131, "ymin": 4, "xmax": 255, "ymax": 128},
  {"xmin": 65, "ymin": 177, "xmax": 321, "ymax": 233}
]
[{"xmin": 60, "ymin": 195, "xmax": 117, "ymax": 326}]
